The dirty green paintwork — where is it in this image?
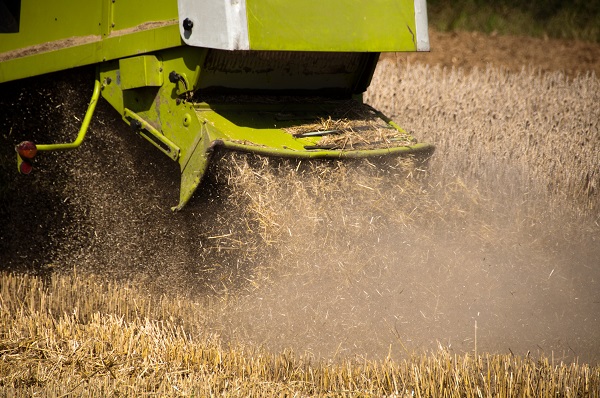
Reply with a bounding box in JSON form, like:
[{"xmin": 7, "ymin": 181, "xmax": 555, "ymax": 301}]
[
  {"xmin": 0, "ymin": 0, "xmax": 178, "ymax": 49},
  {"xmin": 194, "ymin": 102, "xmax": 434, "ymax": 159},
  {"xmin": 0, "ymin": 24, "xmax": 182, "ymax": 82},
  {"xmin": 1, "ymin": 0, "xmax": 423, "ymax": 83},
  {"xmin": 3, "ymin": 0, "xmax": 432, "ymax": 209},
  {"xmin": 0, "ymin": 0, "xmax": 180, "ymax": 83},
  {"xmin": 98, "ymin": 47, "xmax": 433, "ymax": 209},
  {"xmin": 246, "ymin": 0, "xmax": 418, "ymax": 51},
  {"xmin": 123, "ymin": 108, "xmax": 181, "ymax": 161},
  {"xmin": 99, "ymin": 47, "xmax": 213, "ymax": 209}
]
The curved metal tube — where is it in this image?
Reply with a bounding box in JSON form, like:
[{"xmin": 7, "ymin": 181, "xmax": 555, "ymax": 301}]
[{"xmin": 36, "ymin": 79, "xmax": 101, "ymax": 152}]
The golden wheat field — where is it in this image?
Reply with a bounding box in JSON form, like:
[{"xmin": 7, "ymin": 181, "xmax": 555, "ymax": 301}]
[
  {"xmin": 1, "ymin": 272, "xmax": 599, "ymax": 396},
  {"xmin": 1, "ymin": 39, "xmax": 600, "ymax": 396}
]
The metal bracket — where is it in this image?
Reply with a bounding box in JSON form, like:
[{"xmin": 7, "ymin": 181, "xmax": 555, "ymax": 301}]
[{"xmin": 124, "ymin": 108, "xmax": 181, "ymax": 161}]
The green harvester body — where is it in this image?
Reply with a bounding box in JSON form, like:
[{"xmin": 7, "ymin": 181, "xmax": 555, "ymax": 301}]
[{"xmin": 1, "ymin": 0, "xmax": 432, "ymax": 210}]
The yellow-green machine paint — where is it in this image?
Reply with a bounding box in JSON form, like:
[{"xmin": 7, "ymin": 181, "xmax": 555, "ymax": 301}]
[
  {"xmin": 0, "ymin": 0, "xmax": 181, "ymax": 82},
  {"xmin": 245, "ymin": 0, "xmax": 419, "ymax": 51},
  {"xmin": 1, "ymin": 0, "xmax": 433, "ymax": 210}
]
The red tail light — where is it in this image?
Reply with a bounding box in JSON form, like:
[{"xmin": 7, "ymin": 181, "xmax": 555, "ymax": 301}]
[
  {"xmin": 16, "ymin": 141, "xmax": 38, "ymax": 159},
  {"xmin": 16, "ymin": 141, "xmax": 37, "ymax": 174},
  {"xmin": 19, "ymin": 158, "xmax": 33, "ymax": 174}
]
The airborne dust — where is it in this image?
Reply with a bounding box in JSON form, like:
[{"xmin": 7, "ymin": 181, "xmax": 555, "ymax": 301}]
[{"xmin": 1, "ymin": 59, "xmax": 599, "ymax": 364}]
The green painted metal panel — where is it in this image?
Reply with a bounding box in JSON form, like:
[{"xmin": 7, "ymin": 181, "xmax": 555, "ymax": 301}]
[
  {"xmin": 0, "ymin": 24, "xmax": 181, "ymax": 83},
  {"xmin": 113, "ymin": 0, "xmax": 178, "ymax": 31},
  {"xmin": 0, "ymin": 0, "xmax": 180, "ymax": 83},
  {"xmin": 0, "ymin": 0, "xmax": 178, "ymax": 52},
  {"xmin": 119, "ymin": 55, "xmax": 163, "ymax": 90},
  {"xmin": 0, "ymin": 2, "xmax": 103, "ymax": 52},
  {"xmin": 245, "ymin": 0, "xmax": 417, "ymax": 51}
]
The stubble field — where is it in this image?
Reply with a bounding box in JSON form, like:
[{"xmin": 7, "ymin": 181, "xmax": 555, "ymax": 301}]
[{"xmin": 0, "ymin": 30, "xmax": 599, "ymax": 395}]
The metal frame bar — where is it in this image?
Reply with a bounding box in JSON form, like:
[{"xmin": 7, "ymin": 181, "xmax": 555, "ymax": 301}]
[{"xmin": 36, "ymin": 79, "xmax": 101, "ymax": 152}]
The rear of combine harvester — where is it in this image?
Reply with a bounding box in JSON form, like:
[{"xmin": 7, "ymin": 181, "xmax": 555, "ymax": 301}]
[{"xmin": 1, "ymin": 0, "xmax": 433, "ymax": 210}]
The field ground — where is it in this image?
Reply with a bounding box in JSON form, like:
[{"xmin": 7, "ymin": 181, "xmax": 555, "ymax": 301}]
[
  {"xmin": 1, "ymin": 29, "xmax": 599, "ymax": 395},
  {"xmin": 383, "ymin": 29, "xmax": 600, "ymax": 76}
]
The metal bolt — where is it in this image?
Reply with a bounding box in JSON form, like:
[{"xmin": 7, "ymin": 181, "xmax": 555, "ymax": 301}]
[{"xmin": 182, "ymin": 18, "xmax": 193, "ymax": 31}]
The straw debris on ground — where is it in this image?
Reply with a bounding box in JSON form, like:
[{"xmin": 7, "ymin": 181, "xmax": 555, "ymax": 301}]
[
  {"xmin": 1, "ymin": 271, "xmax": 598, "ymax": 397},
  {"xmin": 1, "ymin": 29, "xmax": 599, "ymax": 397}
]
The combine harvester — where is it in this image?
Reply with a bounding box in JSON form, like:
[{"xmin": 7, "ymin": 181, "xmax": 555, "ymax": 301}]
[{"xmin": 1, "ymin": 0, "xmax": 432, "ymax": 210}]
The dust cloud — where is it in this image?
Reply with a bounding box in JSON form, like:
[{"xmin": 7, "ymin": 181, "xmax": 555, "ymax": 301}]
[
  {"xmin": 1, "ymin": 61, "xmax": 598, "ymax": 365},
  {"xmin": 203, "ymin": 153, "xmax": 600, "ymax": 364},
  {"xmin": 201, "ymin": 62, "xmax": 600, "ymax": 364}
]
